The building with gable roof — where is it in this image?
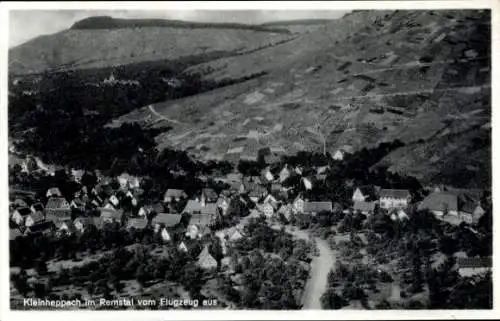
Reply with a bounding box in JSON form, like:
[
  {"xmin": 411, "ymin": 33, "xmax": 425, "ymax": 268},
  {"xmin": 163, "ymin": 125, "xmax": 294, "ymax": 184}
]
[
  {"xmin": 45, "ymin": 197, "xmax": 71, "ymax": 218},
  {"xmin": 197, "ymin": 246, "xmax": 218, "ymax": 270},
  {"xmin": 164, "ymin": 189, "xmax": 187, "ymax": 203},
  {"xmin": 303, "ymin": 201, "xmax": 333, "ymax": 216},
  {"xmin": 457, "ymin": 257, "xmax": 491, "ymax": 277},
  {"xmin": 379, "ymin": 189, "xmax": 411, "ymax": 210},
  {"xmin": 11, "ymin": 207, "xmax": 32, "ymax": 225}
]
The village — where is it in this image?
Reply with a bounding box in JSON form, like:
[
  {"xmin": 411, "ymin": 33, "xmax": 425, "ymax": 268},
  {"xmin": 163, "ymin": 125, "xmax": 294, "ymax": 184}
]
[{"xmin": 8, "ymin": 142, "xmax": 492, "ymax": 310}]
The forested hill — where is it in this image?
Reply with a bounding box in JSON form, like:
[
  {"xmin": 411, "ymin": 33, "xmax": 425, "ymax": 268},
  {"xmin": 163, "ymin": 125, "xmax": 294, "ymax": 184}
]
[{"xmin": 70, "ymin": 16, "xmax": 291, "ymax": 34}]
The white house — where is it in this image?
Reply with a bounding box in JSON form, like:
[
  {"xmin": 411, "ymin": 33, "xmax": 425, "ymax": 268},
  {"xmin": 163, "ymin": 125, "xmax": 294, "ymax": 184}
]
[
  {"xmin": 352, "ymin": 187, "xmax": 367, "ymax": 203},
  {"xmin": 457, "ymin": 257, "xmax": 491, "ymax": 277},
  {"xmin": 263, "ymin": 167, "xmax": 275, "ymax": 182},
  {"xmin": 302, "ymin": 177, "xmax": 313, "ymax": 190},
  {"xmin": 216, "ymin": 197, "xmax": 231, "ymax": 216},
  {"xmin": 11, "ymin": 207, "xmax": 32, "ymax": 225},
  {"xmin": 279, "ymin": 165, "xmax": 291, "ymax": 183},
  {"xmin": 379, "ymin": 189, "xmax": 411, "ymax": 210},
  {"xmin": 263, "ymin": 194, "xmax": 278, "ymax": 207},
  {"xmin": 160, "ymin": 228, "xmax": 171, "ymax": 242},
  {"xmin": 126, "ymin": 191, "xmax": 138, "ymax": 206},
  {"xmin": 46, "ymin": 187, "xmax": 62, "ymax": 198},
  {"xmin": 109, "ymin": 195, "xmax": 120, "ymax": 207},
  {"xmin": 25, "ymin": 212, "xmax": 45, "ymax": 227},
  {"xmin": 178, "ymin": 241, "xmax": 188, "ymax": 252},
  {"xmin": 332, "ymin": 150, "xmax": 344, "ymax": 161},
  {"xmin": 293, "ymin": 195, "xmax": 305, "ymax": 214},
  {"xmin": 262, "ymin": 203, "xmax": 275, "ymax": 218}
]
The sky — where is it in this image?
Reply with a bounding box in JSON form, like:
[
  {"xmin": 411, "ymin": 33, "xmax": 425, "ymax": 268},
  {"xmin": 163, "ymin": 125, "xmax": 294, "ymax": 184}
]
[{"xmin": 9, "ymin": 10, "xmax": 348, "ymax": 48}]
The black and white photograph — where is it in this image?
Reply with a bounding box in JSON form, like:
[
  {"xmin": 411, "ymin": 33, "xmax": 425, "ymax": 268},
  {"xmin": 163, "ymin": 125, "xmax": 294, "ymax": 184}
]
[{"xmin": 1, "ymin": 1, "xmax": 496, "ymax": 318}]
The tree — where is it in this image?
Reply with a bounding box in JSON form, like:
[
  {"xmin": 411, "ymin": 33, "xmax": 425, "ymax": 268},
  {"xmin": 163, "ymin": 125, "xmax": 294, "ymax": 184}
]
[
  {"xmin": 35, "ymin": 259, "xmax": 48, "ymax": 276},
  {"xmin": 320, "ymin": 288, "xmax": 348, "ymax": 309},
  {"xmin": 12, "ymin": 269, "xmax": 29, "ymax": 296},
  {"xmin": 180, "ymin": 263, "xmax": 204, "ymax": 297},
  {"xmin": 135, "ymin": 264, "xmax": 150, "ymax": 287},
  {"xmin": 410, "ymin": 246, "xmax": 424, "ymax": 294}
]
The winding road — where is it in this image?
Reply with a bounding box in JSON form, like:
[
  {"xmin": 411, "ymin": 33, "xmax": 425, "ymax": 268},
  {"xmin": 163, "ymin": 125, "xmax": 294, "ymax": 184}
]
[{"xmin": 284, "ymin": 227, "xmax": 337, "ymax": 310}]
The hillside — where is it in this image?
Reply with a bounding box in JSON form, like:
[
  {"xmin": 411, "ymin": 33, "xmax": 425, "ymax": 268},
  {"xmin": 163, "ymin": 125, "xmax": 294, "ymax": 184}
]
[
  {"xmin": 8, "ymin": 10, "xmax": 491, "ymax": 188},
  {"xmin": 9, "ymin": 21, "xmax": 295, "ymax": 75}
]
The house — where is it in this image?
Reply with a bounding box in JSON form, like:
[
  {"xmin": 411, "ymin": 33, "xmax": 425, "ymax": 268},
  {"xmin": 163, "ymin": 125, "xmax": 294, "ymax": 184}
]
[
  {"xmin": 125, "ymin": 191, "xmax": 138, "ymax": 206},
  {"xmin": 316, "ymin": 174, "xmax": 327, "ymax": 182},
  {"xmin": 390, "ymin": 209, "xmax": 409, "ymax": 221},
  {"xmin": 138, "ymin": 204, "xmax": 163, "ymax": 217},
  {"xmin": 45, "ymin": 197, "xmax": 71, "ymax": 218},
  {"xmin": 228, "ymin": 228, "xmax": 244, "ymax": 242},
  {"xmin": 25, "ymin": 211, "xmax": 45, "ymax": 227},
  {"xmin": 74, "ymin": 217, "xmax": 97, "ymax": 233},
  {"xmin": 271, "ymin": 183, "xmax": 283, "ymax": 194},
  {"xmin": 71, "ymin": 169, "xmax": 85, "ymax": 183},
  {"xmin": 279, "ymin": 165, "xmax": 292, "ymax": 182},
  {"xmin": 117, "ymin": 173, "xmax": 131, "ymax": 189},
  {"xmin": 30, "ymin": 203, "xmax": 44, "ymax": 214},
  {"xmin": 128, "ymin": 176, "xmax": 141, "ymax": 189},
  {"xmin": 461, "ymin": 204, "xmax": 486, "ymax": 225},
  {"xmin": 316, "ymin": 165, "xmax": 329, "ymax": 175},
  {"xmin": 25, "ymin": 221, "xmax": 54, "ymax": 236},
  {"xmin": 353, "ymin": 201, "xmax": 376, "ymax": 215},
  {"xmin": 418, "ymin": 192, "xmax": 458, "ymax": 217},
  {"xmin": 245, "ymin": 183, "xmax": 268, "ymax": 203},
  {"xmin": 182, "ymin": 200, "xmax": 218, "ymax": 216},
  {"xmin": 379, "ymin": 189, "xmax": 411, "ymax": 210},
  {"xmin": 352, "ymin": 187, "xmax": 368, "ymax": 203},
  {"xmin": 216, "ymin": 196, "xmax": 231, "ymax": 216},
  {"xmin": 152, "ymin": 213, "xmax": 183, "ymax": 232},
  {"xmin": 10, "ymin": 228, "xmax": 23, "ymax": 241},
  {"xmin": 226, "ymin": 172, "xmax": 243, "ymax": 182},
  {"xmin": 154, "ymin": 227, "xmax": 170, "ymax": 241},
  {"xmin": 126, "ymin": 218, "xmax": 149, "ymax": 230},
  {"xmin": 332, "ymin": 150, "xmax": 345, "ymax": 161},
  {"xmin": 262, "ymin": 202, "xmax": 277, "ymax": 217},
  {"xmin": 229, "ymin": 181, "xmax": 245, "ymax": 194},
  {"xmin": 103, "ymin": 202, "xmax": 116, "ymax": 210},
  {"xmin": 278, "ymin": 204, "xmax": 293, "ymax": 221},
  {"xmin": 302, "ymin": 177, "xmax": 313, "ymax": 190},
  {"xmin": 108, "ymin": 195, "xmax": 120, "ymax": 207},
  {"xmin": 197, "ymin": 246, "xmax": 218, "ymax": 270},
  {"xmin": 11, "ymin": 207, "xmax": 32, "ymax": 225},
  {"xmin": 164, "ymin": 189, "xmax": 187, "ymax": 203},
  {"xmin": 186, "ymin": 214, "xmax": 214, "ymax": 239},
  {"xmin": 457, "ymin": 257, "xmax": 491, "ymax": 277},
  {"xmin": 303, "ymin": 201, "xmax": 333, "ymax": 215},
  {"xmin": 100, "ymin": 208, "xmax": 124, "ymax": 224},
  {"xmin": 200, "ymin": 188, "xmax": 219, "ymax": 203},
  {"xmin": 46, "ymin": 187, "xmax": 62, "ymax": 198},
  {"xmin": 263, "ymin": 194, "xmax": 279, "ymax": 207},
  {"xmin": 293, "ymin": 195, "xmax": 305, "ymax": 213},
  {"xmin": 56, "ymin": 219, "xmax": 76, "ymax": 235},
  {"xmin": 457, "ymin": 193, "xmax": 486, "ymax": 224},
  {"xmin": 178, "ymin": 241, "xmax": 188, "ymax": 252},
  {"xmin": 262, "ymin": 167, "xmax": 275, "ymax": 183},
  {"xmin": 12, "ymin": 198, "xmax": 28, "ymax": 209},
  {"xmin": 70, "ymin": 198, "xmax": 85, "ymax": 211}
]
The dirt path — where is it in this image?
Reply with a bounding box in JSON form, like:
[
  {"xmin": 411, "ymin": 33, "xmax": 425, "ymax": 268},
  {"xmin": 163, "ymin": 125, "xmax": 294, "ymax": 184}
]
[
  {"xmin": 147, "ymin": 105, "xmax": 183, "ymax": 125},
  {"xmin": 285, "ymin": 227, "xmax": 336, "ymax": 310}
]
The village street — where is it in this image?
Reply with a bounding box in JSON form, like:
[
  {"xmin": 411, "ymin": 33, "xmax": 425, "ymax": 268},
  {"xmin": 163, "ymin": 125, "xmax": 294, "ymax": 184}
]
[{"xmin": 284, "ymin": 226, "xmax": 337, "ymax": 309}]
